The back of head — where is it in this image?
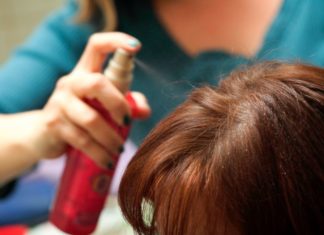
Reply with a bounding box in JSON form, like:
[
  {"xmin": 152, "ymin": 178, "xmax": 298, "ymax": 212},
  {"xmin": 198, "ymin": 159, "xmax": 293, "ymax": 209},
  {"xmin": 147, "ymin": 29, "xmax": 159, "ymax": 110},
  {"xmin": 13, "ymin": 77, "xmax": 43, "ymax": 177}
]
[{"xmin": 119, "ymin": 62, "xmax": 324, "ymax": 235}]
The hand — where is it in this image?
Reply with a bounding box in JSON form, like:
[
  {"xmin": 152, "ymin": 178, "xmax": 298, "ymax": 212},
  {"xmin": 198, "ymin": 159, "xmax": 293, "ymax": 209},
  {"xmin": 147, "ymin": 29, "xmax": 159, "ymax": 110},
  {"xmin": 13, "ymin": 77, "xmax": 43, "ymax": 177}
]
[{"xmin": 39, "ymin": 32, "xmax": 151, "ymax": 167}]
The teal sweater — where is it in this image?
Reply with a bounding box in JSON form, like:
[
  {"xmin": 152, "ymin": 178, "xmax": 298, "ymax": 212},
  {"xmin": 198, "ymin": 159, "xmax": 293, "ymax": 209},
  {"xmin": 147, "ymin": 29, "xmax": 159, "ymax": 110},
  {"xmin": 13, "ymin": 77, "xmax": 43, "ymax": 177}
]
[{"xmin": 1, "ymin": 0, "xmax": 324, "ymax": 145}]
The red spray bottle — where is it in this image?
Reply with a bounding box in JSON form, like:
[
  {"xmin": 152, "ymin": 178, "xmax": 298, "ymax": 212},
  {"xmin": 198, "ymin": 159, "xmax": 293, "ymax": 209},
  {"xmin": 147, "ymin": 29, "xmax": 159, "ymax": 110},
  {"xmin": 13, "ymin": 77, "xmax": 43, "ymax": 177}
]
[{"xmin": 50, "ymin": 48, "xmax": 137, "ymax": 235}]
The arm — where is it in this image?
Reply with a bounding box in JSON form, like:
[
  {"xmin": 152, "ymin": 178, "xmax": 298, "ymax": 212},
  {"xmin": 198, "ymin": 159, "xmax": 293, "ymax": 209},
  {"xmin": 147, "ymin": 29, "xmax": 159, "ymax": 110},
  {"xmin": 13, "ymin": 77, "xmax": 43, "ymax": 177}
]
[
  {"xmin": 0, "ymin": 0, "xmax": 94, "ymax": 191},
  {"xmin": 0, "ymin": 32, "xmax": 150, "ymax": 185},
  {"xmin": 0, "ymin": 112, "xmax": 47, "ymax": 184}
]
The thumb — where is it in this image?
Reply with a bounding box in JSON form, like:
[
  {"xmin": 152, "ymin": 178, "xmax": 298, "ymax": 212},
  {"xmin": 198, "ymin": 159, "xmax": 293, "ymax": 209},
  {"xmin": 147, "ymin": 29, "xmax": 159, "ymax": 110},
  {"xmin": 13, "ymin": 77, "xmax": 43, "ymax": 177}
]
[{"xmin": 126, "ymin": 92, "xmax": 151, "ymax": 119}]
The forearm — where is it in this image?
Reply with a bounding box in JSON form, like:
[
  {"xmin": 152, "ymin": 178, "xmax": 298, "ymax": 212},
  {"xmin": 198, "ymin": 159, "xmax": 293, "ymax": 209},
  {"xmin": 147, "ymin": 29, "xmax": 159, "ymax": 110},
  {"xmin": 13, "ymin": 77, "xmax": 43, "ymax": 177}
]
[{"xmin": 0, "ymin": 111, "xmax": 47, "ymax": 184}]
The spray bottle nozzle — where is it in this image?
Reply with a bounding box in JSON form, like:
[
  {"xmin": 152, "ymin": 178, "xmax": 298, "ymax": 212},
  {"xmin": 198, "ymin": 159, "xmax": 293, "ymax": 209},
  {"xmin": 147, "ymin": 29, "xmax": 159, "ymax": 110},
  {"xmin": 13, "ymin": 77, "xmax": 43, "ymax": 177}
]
[{"xmin": 104, "ymin": 48, "xmax": 135, "ymax": 94}]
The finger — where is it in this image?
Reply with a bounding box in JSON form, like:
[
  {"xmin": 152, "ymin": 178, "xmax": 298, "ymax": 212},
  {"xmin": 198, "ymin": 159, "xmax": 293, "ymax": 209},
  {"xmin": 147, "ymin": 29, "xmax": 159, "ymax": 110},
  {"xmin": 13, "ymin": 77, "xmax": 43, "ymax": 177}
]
[
  {"xmin": 57, "ymin": 118, "xmax": 114, "ymax": 168},
  {"xmin": 128, "ymin": 92, "xmax": 151, "ymax": 119},
  {"xmin": 74, "ymin": 32, "xmax": 141, "ymax": 74},
  {"xmin": 62, "ymin": 93, "xmax": 124, "ymax": 155},
  {"xmin": 69, "ymin": 73, "xmax": 131, "ymax": 126}
]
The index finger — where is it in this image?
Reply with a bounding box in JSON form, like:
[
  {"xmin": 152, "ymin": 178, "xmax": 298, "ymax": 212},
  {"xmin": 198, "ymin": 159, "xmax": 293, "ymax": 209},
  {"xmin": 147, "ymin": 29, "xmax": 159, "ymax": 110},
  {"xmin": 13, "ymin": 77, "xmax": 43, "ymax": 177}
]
[{"xmin": 73, "ymin": 32, "xmax": 141, "ymax": 74}]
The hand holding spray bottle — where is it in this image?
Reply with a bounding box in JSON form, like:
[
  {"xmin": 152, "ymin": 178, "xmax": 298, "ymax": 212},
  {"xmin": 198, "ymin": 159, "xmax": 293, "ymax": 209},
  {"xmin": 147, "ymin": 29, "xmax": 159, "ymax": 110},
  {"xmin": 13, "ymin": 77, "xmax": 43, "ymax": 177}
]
[{"xmin": 50, "ymin": 48, "xmax": 138, "ymax": 235}]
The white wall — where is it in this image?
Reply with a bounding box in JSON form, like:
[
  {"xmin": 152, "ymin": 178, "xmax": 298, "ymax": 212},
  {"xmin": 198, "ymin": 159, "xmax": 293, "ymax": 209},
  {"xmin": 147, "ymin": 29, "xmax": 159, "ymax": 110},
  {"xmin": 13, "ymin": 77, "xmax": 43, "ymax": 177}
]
[{"xmin": 0, "ymin": 0, "xmax": 63, "ymax": 63}]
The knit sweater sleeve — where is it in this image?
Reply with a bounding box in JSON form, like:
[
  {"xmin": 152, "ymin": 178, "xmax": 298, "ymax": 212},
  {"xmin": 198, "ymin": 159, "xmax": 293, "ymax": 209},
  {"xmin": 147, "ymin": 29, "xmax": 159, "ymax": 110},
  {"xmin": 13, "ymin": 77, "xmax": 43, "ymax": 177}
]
[{"xmin": 0, "ymin": 0, "xmax": 95, "ymax": 113}]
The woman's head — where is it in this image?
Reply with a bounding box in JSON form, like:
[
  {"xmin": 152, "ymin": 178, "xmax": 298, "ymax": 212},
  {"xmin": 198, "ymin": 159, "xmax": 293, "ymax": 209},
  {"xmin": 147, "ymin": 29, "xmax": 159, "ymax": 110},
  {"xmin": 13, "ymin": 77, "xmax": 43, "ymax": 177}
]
[{"xmin": 119, "ymin": 62, "xmax": 324, "ymax": 235}]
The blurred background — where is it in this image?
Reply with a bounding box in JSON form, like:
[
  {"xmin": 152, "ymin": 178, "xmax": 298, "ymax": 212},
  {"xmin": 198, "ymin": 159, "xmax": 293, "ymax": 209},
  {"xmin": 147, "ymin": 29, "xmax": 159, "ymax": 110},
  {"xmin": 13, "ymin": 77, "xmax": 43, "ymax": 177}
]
[{"xmin": 0, "ymin": 0, "xmax": 63, "ymax": 63}]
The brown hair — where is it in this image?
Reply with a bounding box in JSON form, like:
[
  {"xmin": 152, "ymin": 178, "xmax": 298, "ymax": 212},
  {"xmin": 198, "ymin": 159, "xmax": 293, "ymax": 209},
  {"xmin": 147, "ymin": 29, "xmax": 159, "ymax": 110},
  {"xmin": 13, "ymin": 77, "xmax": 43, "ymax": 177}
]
[
  {"xmin": 77, "ymin": 0, "xmax": 117, "ymax": 31},
  {"xmin": 119, "ymin": 62, "xmax": 324, "ymax": 235}
]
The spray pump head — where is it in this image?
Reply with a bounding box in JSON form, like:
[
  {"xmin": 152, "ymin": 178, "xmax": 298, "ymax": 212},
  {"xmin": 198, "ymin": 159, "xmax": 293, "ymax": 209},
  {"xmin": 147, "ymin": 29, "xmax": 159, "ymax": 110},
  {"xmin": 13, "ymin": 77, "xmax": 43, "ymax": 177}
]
[{"xmin": 104, "ymin": 48, "xmax": 135, "ymax": 94}]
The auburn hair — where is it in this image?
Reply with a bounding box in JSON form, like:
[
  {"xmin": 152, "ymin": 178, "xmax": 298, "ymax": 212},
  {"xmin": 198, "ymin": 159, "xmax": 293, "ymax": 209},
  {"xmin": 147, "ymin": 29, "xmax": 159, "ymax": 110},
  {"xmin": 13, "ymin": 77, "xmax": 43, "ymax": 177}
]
[
  {"xmin": 118, "ymin": 62, "xmax": 324, "ymax": 235},
  {"xmin": 77, "ymin": 0, "xmax": 117, "ymax": 31}
]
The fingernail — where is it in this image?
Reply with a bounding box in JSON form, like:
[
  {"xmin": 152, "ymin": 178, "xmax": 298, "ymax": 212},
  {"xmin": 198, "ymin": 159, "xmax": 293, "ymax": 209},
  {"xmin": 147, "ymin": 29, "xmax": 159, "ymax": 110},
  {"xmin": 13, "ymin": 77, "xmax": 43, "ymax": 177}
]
[
  {"xmin": 127, "ymin": 38, "xmax": 141, "ymax": 48},
  {"xmin": 118, "ymin": 145, "xmax": 124, "ymax": 153},
  {"xmin": 123, "ymin": 115, "xmax": 132, "ymax": 126},
  {"xmin": 107, "ymin": 162, "xmax": 115, "ymax": 170}
]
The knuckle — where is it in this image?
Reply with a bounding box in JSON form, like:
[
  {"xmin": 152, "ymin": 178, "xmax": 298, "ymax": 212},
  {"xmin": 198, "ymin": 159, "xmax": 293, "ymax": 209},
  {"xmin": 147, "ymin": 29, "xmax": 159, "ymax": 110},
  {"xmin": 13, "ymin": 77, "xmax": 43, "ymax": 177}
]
[
  {"xmin": 45, "ymin": 110, "xmax": 62, "ymax": 130},
  {"xmin": 56, "ymin": 77, "xmax": 68, "ymax": 90},
  {"xmin": 82, "ymin": 111, "xmax": 100, "ymax": 127},
  {"xmin": 97, "ymin": 153, "xmax": 111, "ymax": 166},
  {"xmin": 92, "ymin": 73, "xmax": 105, "ymax": 80},
  {"xmin": 89, "ymin": 148, "xmax": 111, "ymax": 167},
  {"xmin": 111, "ymin": 133, "xmax": 123, "ymax": 147},
  {"xmin": 111, "ymin": 96, "xmax": 127, "ymax": 111},
  {"xmin": 89, "ymin": 34, "xmax": 97, "ymax": 43},
  {"xmin": 87, "ymin": 75, "xmax": 105, "ymax": 90},
  {"xmin": 77, "ymin": 134, "xmax": 92, "ymax": 149},
  {"xmin": 49, "ymin": 91, "xmax": 68, "ymax": 107},
  {"xmin": 88, "ymin": 34, "xmax": 101, "ymax": 49},
  {"xmin": 103, "ymin": 136, "xmax": 122, "ymax": 153}
]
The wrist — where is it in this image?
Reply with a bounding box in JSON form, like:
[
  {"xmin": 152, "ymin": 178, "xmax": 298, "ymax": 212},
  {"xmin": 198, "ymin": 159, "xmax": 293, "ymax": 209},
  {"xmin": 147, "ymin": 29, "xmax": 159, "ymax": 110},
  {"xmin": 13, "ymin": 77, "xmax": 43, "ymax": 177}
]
[
  {"xmin": 0, "ymin": 110, "xmax": 60, "ymax": 160},
  {"xmin": 0, "ymin": 111, "xmax": 49, "ymax": 183},
  {"xmin": 3, "ymin": 111, "xmax": 48, "ymax": 161}
]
